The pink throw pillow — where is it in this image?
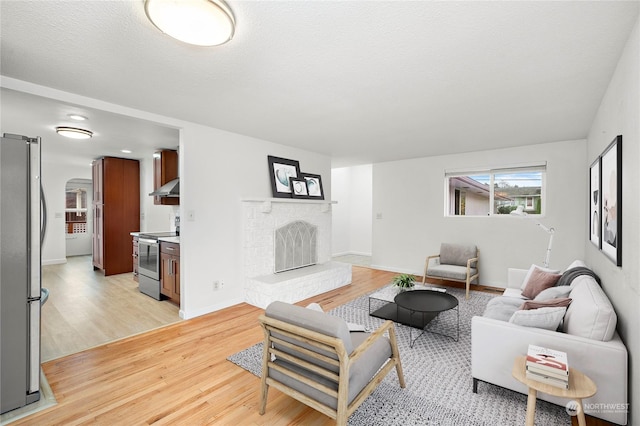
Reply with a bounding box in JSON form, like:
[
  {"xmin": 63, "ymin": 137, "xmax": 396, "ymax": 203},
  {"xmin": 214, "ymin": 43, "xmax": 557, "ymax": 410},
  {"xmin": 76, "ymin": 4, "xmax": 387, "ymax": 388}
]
[
  {"xmin": 521, "ymin": 268, "xmax": 561, "ymax": 299},
  {"xmin": 519, "ymin": 297, "xmax": 572, "ymax": 310}
]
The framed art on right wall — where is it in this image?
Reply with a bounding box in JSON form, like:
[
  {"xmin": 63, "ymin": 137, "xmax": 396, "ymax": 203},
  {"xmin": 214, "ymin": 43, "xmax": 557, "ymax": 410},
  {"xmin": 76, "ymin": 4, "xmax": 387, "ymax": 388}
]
[
  {"xmin": 589, "ymin": 157, "xmax": 601, "ymax": 249},
  {"xmin": 600, "ymin": 135, "xmax": 622, "ymax": 266}
]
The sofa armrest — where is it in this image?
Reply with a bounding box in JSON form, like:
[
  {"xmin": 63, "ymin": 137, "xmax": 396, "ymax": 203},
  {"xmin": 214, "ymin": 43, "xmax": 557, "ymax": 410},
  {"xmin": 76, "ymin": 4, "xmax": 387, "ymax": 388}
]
[
  {"xmin": 507, "ymin": 268, "xmax": 528, "ymax": 289},
  {"xmin": 472, "ymin": 316, "xmax": 628, "ymax": 425}
]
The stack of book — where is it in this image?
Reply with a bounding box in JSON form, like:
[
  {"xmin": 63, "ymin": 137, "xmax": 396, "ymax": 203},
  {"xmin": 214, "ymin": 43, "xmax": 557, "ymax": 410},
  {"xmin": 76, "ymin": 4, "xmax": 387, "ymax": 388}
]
[{"xmin": 525, "ymin": 344, "xmax": 569, "ymax": 389}]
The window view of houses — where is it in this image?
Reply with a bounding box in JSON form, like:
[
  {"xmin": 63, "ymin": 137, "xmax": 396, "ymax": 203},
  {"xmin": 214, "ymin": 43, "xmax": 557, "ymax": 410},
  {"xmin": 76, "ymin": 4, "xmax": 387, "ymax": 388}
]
[{"xmin": 447, "ymin": 168, "xmax": 543, "ymax": 216}]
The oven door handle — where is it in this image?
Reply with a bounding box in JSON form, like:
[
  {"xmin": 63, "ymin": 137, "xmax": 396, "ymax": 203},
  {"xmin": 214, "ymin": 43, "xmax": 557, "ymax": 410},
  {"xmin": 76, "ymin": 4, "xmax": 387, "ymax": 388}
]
[{"xmin": 139, "ymin": 238, "xmax": 158, "ymax": 245}]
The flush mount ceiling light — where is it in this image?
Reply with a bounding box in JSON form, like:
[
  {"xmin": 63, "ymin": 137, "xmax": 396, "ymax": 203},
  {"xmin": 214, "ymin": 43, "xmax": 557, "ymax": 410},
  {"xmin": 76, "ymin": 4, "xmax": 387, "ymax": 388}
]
[
  {"xmin": 144, "ymin": 0, "xmax": 235, "ymax": 47},
  {"xmin": 56, "ymin": 127, "xmax": 93, "ymax": 139},
  {"xmin": 67, "ymin": 114, "xmax": 88, "ymax": 121}
]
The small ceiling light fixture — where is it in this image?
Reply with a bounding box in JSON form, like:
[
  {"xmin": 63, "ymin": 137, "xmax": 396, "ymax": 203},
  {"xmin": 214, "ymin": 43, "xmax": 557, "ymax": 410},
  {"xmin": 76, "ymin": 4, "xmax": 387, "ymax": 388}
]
[
  {"xmin": 67, "ymin": 114, "xmax": 88, "ymax": 121},
  {"xmin": 56, "ymin": 126, "xmax": 93, "ymax": 139},
  {"xmin": 144, "ymin": 0, "xmax": 235, "ymax": 47},
  {"xmin": 120, "ymin": 149, "xmax": 132, "ymax": 154}
]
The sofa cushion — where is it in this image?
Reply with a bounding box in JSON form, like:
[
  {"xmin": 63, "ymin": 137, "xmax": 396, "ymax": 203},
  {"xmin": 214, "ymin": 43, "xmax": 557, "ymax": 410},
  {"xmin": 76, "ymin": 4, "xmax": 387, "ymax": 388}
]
[
  {"xmin": 427, "ymin": 264, "xmax": 477, "ymax": 281},
  {"xmin": 520, "ymin": 298, "xmax": 572, "ymax": 310},
  {"xmin": 508, "ymin": 306, "xmax": 567, "ymax": 330},
  {"xmin": 520, "ymin": 264, "xmax": 560, "ymax": 290},
  {"xmin": 534, "ymin": 285, "xmax": 572, "ymax": 301},
  {"xmin": 439, "ymin": 243, "xmax": 477, "ymax": 267},
  {"xmin": 564, "ymin": 279, "xmax": 617, "ymax": 341},
  {"xmin": 482, "ymin": 297, "xmax": 523, "ymax": 322},
  {"xmin": 521, "ymin": 268, "xmax": 561, "ymax": 299}
]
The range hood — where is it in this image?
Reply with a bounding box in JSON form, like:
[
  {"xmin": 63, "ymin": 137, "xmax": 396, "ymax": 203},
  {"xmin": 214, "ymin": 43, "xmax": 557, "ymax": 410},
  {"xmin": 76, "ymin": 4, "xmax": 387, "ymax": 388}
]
[{"xmin": 149, "ymin": 178, "xmax": 179, "ymax": 197}]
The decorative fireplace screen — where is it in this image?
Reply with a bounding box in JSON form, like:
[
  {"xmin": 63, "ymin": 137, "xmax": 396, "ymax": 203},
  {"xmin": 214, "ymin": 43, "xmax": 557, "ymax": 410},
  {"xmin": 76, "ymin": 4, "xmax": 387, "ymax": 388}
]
[{"xmin": 274, "ymin": 220, "xmax": 318, "ymax": 273}]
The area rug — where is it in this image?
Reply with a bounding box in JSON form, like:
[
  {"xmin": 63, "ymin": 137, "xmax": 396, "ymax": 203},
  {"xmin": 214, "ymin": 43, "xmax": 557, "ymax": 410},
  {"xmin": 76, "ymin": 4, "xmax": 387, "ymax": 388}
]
[{"xmin": 227, "ymin": 287, "xmax": 570, "ymax": 425}]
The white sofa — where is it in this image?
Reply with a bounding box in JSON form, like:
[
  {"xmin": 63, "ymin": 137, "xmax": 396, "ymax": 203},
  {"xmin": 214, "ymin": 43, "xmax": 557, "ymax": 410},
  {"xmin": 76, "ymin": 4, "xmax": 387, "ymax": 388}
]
[{"xmin": 471, "ymin": 261, "xmax": 628, "ymax": 425}]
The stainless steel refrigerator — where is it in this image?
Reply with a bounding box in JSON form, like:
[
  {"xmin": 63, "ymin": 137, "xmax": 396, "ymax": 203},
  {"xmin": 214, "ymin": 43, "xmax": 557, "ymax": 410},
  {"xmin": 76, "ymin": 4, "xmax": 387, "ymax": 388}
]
[{"xmin": 1, "ymin": 133, "xmax": 44, "ymax": 414}]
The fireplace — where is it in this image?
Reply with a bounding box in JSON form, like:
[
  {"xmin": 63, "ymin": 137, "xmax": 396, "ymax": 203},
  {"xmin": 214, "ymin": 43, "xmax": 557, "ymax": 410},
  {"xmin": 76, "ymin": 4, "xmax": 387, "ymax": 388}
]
[
  {"xmin": 275, "ymin": 220, "xmax": 317, "ymax": 273},
  {"xmin": 241, "ymin": 199, "xmax": 351, "ymax": 308}
]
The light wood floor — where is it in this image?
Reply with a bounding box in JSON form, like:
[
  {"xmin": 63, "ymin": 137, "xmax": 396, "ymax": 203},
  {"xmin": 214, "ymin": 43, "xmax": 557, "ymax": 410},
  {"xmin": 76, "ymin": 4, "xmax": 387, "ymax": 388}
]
[
  {"xmin": 41, "ymin": 256, "xmax": 181, "ymax": 361},
  {"xmin": 15, "ymin": 266, "xmax": 610, "ymax": 426}
]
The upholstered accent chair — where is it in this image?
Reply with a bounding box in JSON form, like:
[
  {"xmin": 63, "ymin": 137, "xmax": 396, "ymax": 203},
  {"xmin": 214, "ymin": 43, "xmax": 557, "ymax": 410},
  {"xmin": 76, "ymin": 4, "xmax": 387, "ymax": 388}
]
[
  {"xmin": 258, "ymin": 301, "xmax": 405, "ymax": 425},
  {"xmin": 423, "ymin": 243, "xmax": 479, "ymax": 299}
]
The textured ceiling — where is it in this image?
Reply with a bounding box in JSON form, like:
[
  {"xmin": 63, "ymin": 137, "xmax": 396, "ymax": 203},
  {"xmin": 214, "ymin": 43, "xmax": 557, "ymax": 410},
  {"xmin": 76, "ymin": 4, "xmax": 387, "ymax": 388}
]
[{"xmin": 1, "ymin": 1, "xmax": 639, "ymax": 168}]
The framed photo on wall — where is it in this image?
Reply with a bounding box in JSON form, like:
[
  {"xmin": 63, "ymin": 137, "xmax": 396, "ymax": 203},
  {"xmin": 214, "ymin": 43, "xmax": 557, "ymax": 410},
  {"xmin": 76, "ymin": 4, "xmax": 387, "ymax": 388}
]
[
  {"xmin": 267, "ymin": 156, "xmax": 301, "ymax": 198},
  {"xmin": 300, "ymin": 173, "xmax": 324, "ymax": 200},
  {"xmin": 600, "ymin": 135, "xmax": 622, "ymax": 266},
  {"xmin": 589, "ymin": 157, "xmax": 601, "ymax": 248}
]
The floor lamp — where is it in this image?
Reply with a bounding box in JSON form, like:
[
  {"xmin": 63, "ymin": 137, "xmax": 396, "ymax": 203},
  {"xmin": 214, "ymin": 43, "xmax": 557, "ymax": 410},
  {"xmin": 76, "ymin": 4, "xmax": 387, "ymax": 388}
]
[{"xmin": 510, "ymin": 206, "xmax": 556, "ymax": 268}]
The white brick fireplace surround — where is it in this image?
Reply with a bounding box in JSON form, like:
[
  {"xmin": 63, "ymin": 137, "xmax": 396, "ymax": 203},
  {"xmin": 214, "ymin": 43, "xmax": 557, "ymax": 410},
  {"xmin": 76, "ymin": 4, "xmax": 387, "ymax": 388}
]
[{"xmin": 242, "ymin": 199, "xmax": 352, "ymax": 309}]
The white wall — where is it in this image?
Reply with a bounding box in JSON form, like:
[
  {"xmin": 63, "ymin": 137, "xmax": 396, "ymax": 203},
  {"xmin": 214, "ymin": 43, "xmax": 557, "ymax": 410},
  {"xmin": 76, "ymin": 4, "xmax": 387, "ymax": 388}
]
[
  {"xmin": 585, "ymin": 14, "xmax": 639, "ymax": 423},
  {"xmin": 331, "ymin": 164, "xmax": 372, "ymax": 256},
  {"xmin": 331, "ymin": 167, "xmax": 350, "ymax": 256},
  {"xmin": 371, "ymin": 139, "xmax": 587, "ymax": 286}
]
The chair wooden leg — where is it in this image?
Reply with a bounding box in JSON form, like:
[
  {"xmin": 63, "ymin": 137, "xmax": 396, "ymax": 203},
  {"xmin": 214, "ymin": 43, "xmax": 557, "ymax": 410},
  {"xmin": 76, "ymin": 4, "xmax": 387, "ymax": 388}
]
[
  {"xmin": 388, "ymin": 324, "xmax": 406, "ymax": 388},
  {"xmin": 259, "ymin": 382, "xmax": 268, "ymax": 415},
  {"xmin": 465, "ymin": 278, "xmax": 470, "ymax": 299},
  {"xmin": 259, "ymin": 328, "xmax": 271, "ymax": 415},
  {"xmin": 422, "ymin": 258, "xmax": 428, "ymax": 285}
]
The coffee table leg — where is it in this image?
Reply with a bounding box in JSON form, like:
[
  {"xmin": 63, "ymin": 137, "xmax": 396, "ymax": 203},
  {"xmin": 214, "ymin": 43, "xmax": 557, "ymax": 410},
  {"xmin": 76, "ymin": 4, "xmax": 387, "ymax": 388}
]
[{"xmin": 526, "ymin": 388, "xmax": 537, "ymax": 426}]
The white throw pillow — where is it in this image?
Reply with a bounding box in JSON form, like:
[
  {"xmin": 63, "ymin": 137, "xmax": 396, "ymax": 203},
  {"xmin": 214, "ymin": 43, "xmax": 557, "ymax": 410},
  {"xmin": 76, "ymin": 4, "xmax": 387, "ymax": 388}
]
[
  {"xmin": 534, "ymin": 285, "xmax": 572, "ymax": 301},
  {"xmin": 508, "ymin": 306, "xmax": 567, "ymax": 331},
  {"xmin": 520, "ymin": 264, "xmax": 561, "ymax": 291}
]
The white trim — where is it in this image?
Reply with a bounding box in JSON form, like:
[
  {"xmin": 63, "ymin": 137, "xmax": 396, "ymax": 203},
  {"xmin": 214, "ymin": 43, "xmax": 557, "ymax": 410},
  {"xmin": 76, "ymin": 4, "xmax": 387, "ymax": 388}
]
[
  {"xmin": 42, "ymin": 258, "xmax": 67, "ymax": 265},
  {"xmin": 180, "ymin": 297, "xmax": 244, "ymax": 320}
]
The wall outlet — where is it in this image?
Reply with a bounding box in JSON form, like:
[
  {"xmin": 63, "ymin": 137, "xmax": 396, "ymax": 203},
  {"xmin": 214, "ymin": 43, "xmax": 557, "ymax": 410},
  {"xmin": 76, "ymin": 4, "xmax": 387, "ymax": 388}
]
[{"xmin": 213, "ymin": 280, "xmax": 220, "ymax": 291}]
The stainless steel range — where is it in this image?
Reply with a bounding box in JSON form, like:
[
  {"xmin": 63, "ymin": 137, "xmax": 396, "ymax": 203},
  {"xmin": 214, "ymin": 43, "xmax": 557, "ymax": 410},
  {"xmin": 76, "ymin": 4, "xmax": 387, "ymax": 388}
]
[{"xmin": 138, "ymin": 232, "xmax": 176, "ymax": 300}]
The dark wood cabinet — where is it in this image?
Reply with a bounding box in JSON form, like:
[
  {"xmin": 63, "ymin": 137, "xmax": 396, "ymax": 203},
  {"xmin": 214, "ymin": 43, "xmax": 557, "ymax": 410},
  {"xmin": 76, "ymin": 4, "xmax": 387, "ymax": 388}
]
[
  {"xmin": 92, "ymin": 157, "xmax": 140, "ymax": 276},
  {"xmin": 132, "ymin": 236, "xmax": 139, "ymax": 282},
  {"xmin": 160, "ymin": 241, "xmax": 180, "ymax": 304},
  {"xmin": 153, "ymin": 149, "xmax": 179, "ymax": 205}
]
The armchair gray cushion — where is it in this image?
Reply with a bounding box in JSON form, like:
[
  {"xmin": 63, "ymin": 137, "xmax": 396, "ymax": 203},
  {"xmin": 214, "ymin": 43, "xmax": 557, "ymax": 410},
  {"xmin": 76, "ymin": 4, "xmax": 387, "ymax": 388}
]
[{"xmin": 439, "ymin": 243, "xmax": 477, "ymax": 267}]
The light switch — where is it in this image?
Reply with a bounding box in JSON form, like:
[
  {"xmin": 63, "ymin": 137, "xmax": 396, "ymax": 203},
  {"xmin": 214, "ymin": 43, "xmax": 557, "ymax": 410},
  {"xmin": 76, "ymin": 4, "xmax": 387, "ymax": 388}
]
[{"xmin": 376, "ymin": 213, "xmax": 383, "ymax": 219}]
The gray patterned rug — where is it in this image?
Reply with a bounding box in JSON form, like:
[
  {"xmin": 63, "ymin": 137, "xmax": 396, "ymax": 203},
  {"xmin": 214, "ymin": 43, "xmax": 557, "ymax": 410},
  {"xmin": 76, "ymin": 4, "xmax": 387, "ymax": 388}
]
[{"xmin": 227, "ymin": 287, "xmax": 570, "ymax": 425}]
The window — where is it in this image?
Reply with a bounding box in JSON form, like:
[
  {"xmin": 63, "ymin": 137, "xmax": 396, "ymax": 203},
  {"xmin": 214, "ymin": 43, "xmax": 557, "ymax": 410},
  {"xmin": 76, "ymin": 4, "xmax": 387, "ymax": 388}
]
[
  {"xmin": 65, "ymin": 188, "xmax": 88, "ymax": 234},
  {"xmin": 445, "ymin": 164, "xmax": 545, "ymax": 216}
]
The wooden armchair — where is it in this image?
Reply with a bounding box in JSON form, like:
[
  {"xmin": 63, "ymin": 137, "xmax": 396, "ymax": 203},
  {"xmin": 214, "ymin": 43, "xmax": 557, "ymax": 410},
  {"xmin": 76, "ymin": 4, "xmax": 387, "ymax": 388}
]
[
  {"xmin": 258, "ymin": 301, "xmax": 405, "ymax": 425},
  {"xmin": 423, "ymin": 243, "xmax": 479, "ymax": 299}
]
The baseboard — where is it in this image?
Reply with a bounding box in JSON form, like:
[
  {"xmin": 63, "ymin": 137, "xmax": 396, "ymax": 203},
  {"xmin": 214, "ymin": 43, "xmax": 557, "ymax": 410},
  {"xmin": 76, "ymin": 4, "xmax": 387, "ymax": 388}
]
[
  {"xmin": 332, "ymin": 251, "xmax": 372, "ymax": 257},
  {"xmin": 42, "ymin": 258, "xmax": 67, "ymax": 265},
  {"xmin": 369, "ymin": 264, "xmax": 422, "ymax": 277},
  {"xmin": 180, "ymin": 296, "xmax": 244, "ymax": 320}
]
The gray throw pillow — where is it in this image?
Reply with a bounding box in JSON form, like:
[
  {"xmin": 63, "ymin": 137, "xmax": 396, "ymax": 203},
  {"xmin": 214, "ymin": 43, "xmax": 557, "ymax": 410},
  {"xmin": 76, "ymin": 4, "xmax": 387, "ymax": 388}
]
[
  {"xmin": 534, "ymin": 285, "xmax": 572, "ymax": 301},
  {"xmin": 509, "ymin": 306, "xmax": 567, "ymax": 331}
]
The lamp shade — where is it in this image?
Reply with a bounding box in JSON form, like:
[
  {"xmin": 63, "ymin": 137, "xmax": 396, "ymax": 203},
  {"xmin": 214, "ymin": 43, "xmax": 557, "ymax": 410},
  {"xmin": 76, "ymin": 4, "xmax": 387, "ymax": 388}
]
[{"xmin": 145, "ymin": 0, "xmax": 235, "ymax": 47}]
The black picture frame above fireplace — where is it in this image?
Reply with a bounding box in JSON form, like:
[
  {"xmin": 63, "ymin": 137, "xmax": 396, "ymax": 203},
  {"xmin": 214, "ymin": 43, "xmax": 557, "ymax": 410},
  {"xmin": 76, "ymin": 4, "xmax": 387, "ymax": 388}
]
[
  {"xmin": 290, "ymin": 177, "xmax": 310, "ymax": 199},
  {"xmin": 268, "ymin": 155, "xmax": 301, "ymax": 198},
  {"xmin": 301, "ymin": 172, "xmax": 324, "ymax": 200}
]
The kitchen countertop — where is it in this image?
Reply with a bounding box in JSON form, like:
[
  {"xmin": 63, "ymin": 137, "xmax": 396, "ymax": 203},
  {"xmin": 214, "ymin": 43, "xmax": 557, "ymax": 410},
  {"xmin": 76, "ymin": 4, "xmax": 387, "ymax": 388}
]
[{"xmin": 159, "ymin": 236, "xmax": 180, "ymax": 243}]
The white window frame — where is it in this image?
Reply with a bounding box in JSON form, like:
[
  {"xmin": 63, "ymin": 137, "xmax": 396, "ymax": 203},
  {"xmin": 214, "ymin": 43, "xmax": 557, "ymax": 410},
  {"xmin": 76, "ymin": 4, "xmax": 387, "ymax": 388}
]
[{"xmin": 444, "ymin": 163, "xmax": 546, "ymax": 217}]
